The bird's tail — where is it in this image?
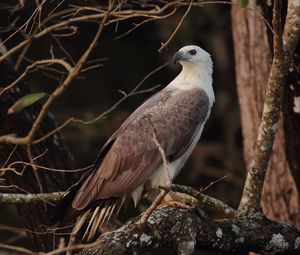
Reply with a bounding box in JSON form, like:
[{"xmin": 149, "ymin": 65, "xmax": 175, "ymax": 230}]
[{"xmin": 71, "ymin": 198, "xmax": 122, "ymax": 242}]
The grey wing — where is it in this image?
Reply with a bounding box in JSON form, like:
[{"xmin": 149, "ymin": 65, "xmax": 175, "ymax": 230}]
[{"xmin": 72, "ymin": 88, "xmax": 210, "ymax": 210}]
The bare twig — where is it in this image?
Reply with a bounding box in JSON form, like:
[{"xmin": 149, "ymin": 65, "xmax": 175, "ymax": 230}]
[
  {"xmin": 76, "ymin": 62, "xmax": 170, "ymax": 125},
  {"xmin": 0, "ymin": 59, "xmax": 72, "ymax": 96},
  {"xmin": 200, "ymin": 174, "xmax": 228, "ymax": 193},
  {"xmin": 0, "ymin": 5, "xmax": 110, "ymax": 145},
  {"xmin": 0, "ymin": 243, "xmax": 37, "ymax": 255},
  {"xmin": 0, "ymin": 240, "xmax": 100, "ymax": 255},
  {"xmin": 1, "ymin": 161, "xmax": 91, "ymax": 177},
  {"xmin": 158, "ymin": 0, "xmax": 193, "ymax": 53},
  {"xmin": 30, "ymin": 62, "xmax": 169, "ymax": 144}
]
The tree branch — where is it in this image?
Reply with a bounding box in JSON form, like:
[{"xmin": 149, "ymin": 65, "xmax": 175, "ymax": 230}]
[
  {"xmin": 0, "ymin": 5, "xmax": 111, "ymax": 145},
  {"xmin": 78, "ymin": 206, "xmax": 300, "ymax": 255},
  {"xmin": 0, "ymin": 191, "xmax": 63, "ymax": 204},
  {"xmin": 170, "ymin": 184, "xmax": 236, "ymax": 218},
  {"xmin": 238, "ymin": 0, "xmax": 300, "ymax": 214},
  {"xmin": 0, "ymin": 184, "xmax": 234, "ymax": 219}
]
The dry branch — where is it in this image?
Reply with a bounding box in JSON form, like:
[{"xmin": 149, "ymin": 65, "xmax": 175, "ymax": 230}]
[
  {"xmin": 0, "ymin": 59, "xmax": 72, "ymax": 96},
  {"xmin": 158, "ymin": 0, "xmax": 193, "ymax": 53},
  {"xmin": 0, "ymin": 5, "xmax": 110, "ymax": 146},
  {"xmin": 29, "ymin": 62, "xmax": 168, "ymax": 144}
]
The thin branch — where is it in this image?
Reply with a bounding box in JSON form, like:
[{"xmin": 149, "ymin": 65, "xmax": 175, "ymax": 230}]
[
  {"xmin": 0, "ymin": 3, "xmax": 178, "ymax": 64},
  {"xmin": 30, "ymin": 63, "xmax": 168, "ymax": 145},
  {"xmin": 76, "ymin": 62, "xmax": 170, "ymax": 125},
  {"xmin": 200, "ymin": 174, "xmax": 228, "ymax": 193},
  {"xmin": 1, "ymin": 161, "xmax": 91, "ymax": 177},
  {"xmin": 0, "ymin": 182, "xmax": 235, "ymax": 222},
  {"xmin": 0, "ymin": 191, "xmax": 63, "ymax": 204},
  {"xmin": 0, "ymin": 7, "xmax": 111, "ymax": 145},
  {"xmin": 158, "ymin": 0, "xmax": 193, "ymax": 53},
  {"xmin": 0, "ymin": 243, "xmax": 38, "ymax": 255},
  {"xmin": 0, "ymin": 12, "xmax": 104, "ymax": 64},
  {"xmin": 114, "ymin": 8, "xmax": 177, "ymax": 40},
  {"xmin": 31, "ymin": 118, "xmax": 75, "ymax": 144},
  {"xmin": 0, "ymin": 241, "xmax": 100, "ymax": 255}
]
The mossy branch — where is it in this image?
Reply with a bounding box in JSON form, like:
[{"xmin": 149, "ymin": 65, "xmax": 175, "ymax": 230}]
[{"xmin": 238, "ymin": 0, "xmax": 300, "ymax": 214}]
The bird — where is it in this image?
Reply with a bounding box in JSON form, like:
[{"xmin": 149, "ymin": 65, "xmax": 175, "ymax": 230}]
[{"xmin": 54, "ymin": 45, "xmax": 215, "ymax": 241}]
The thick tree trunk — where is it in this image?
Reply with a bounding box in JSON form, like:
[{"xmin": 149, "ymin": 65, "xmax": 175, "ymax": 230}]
[
  {"xmin": 231, "ymin": 1, "xmax": 300, "ymax": 224},
  {"xmin": 0, "ymin": 58, "xmax": 77, "ymax": 251}
]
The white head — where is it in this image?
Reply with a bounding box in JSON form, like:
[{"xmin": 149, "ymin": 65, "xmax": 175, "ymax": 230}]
[
  {"xmin": 173, "ymin": 45, "xmax": 213, "ymax": 75},
  {"xmin": 171, "ymin": 45, "xmax": 215, "ymax": 104}
]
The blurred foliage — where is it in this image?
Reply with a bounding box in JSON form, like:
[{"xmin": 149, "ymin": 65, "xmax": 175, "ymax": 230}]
[
  {"xmin": 7, "ymin": 92, "xmax": 47, "ymax": 114},
  {"xmin": 0, "ymin": 1, "xmax": 245, "ymax": 253},
  {"xmin": 237, "ymin": 0, "xmax": 249, "ymax": 7}
]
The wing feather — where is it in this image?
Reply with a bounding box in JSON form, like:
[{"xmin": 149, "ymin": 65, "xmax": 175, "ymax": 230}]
[{"xmin": 72, "ymin": 87, "xmax": 210, "ymax": 210}]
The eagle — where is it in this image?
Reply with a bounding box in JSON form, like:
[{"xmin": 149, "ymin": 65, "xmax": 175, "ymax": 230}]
[{"xmin": 54, "ymin": 45, "xmax": 215, "ymax": 241}]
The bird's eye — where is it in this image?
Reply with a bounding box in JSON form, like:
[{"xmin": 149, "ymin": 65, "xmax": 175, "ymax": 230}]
[{"xmin": 189, "ymin": 49, "xmax": 197, "ymax": 55}]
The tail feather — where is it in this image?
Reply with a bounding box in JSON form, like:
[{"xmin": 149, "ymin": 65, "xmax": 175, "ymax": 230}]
[
  {"xmin": 87, "ymin": 200, "xmax": 117, "ymax": 241},
  {"xmin": 73, "ymin": 209, "xmax": 90, "ymax": 234},
  {"xmin": 83, "ymin": 206, "xmax": 100, "ymax": 239},
  {"xmin": 70, "ymin": 198, "xmax": 119, "ymax": 241}
]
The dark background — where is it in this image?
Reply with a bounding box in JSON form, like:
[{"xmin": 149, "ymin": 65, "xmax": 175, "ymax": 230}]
[{"xmin": 0, "ymin": 1, "xmax": 245, "ymax": 252}]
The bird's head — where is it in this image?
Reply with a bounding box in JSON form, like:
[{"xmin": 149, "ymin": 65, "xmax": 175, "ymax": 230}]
[{"xmin": 173, "ymin": 45, "xmax": 212, "ymax": 73}]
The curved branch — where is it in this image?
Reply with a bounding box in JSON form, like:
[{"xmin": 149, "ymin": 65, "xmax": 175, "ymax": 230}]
[
  {"xmin": 0, "ymin": 59, "xmax": 72, "ymax": 96},
  {"xmin": 0, "ymin": 7, "xmax": 111, "ymax": 145}
]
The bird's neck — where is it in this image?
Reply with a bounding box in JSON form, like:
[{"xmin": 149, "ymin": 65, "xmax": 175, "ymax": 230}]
[{"xmin": 168, "ymin": 63, "xmax": 215, "ymax": 105}]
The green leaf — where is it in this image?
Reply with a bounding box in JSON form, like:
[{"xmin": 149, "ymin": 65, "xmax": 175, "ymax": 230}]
[
  {"xmin": 237, "ymin": 0, "xmax": 248, "ymax": 7},
  {"xmin": 7, "ymin": 92, "xmax": 47, "ymax": 114}
]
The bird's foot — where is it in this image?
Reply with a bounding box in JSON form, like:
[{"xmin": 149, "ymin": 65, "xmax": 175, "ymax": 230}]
[
  {"xmin": 162, "ymin": 190, "xmax": 198, "ymax": 209},
  {"xmin": 158, "ymin": 199, "xmax": 194, "ymax": 212},
  {"xmin": 136, "ymin": 190, "xmax": 169, "ymax": 227}
]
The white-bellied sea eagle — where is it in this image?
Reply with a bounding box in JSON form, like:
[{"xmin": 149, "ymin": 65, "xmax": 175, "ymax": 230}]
[{"xmin": 54, "ymin": 45, "xmax": 215, "ymax": 241}]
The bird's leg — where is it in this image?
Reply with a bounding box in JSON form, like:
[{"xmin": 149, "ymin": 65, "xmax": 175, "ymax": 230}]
[
  {"xmin": 136, "ymin": 127, "xmax": 173, "ymax": 226},
  {"xmin": 136, "ymin": 189, "xmax": 169, "ymax": 226}
]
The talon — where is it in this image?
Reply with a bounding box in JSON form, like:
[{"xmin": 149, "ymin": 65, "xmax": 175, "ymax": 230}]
[{"xmin": 161, "ymin": 199, "xmax": 194, "ymax": 212}]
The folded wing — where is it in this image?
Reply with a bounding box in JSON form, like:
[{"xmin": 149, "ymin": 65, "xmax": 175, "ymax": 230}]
[{"xmin": 72, "ymin": 87, "xmax": 210, "ymax": 210}]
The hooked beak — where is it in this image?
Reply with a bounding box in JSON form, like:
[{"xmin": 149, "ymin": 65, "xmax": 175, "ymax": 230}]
[{"xmin": 173, "ymin": 52, "xmax": 189, "ymax": 64}]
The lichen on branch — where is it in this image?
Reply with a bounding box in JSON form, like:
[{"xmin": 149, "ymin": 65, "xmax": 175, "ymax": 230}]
[
  {"xmin": 79, "ymin": 206, "xmax": 300, "ymax": 255},
  {"xmin": 238, "ymin": 0, "xmax": 300, "ymax": 214}
]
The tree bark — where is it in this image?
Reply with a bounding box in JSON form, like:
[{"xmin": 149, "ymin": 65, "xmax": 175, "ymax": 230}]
[
  {"xmin": 79, "ymin": 206, "xmax": 300, "ymax": 255},
  {"xmin": 0, "ymin": 58, "xmax": 77, "ymax": 251},
  {"xmin": 231, "ymin": 1, "xmax": 300, "ymax": 224}
]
